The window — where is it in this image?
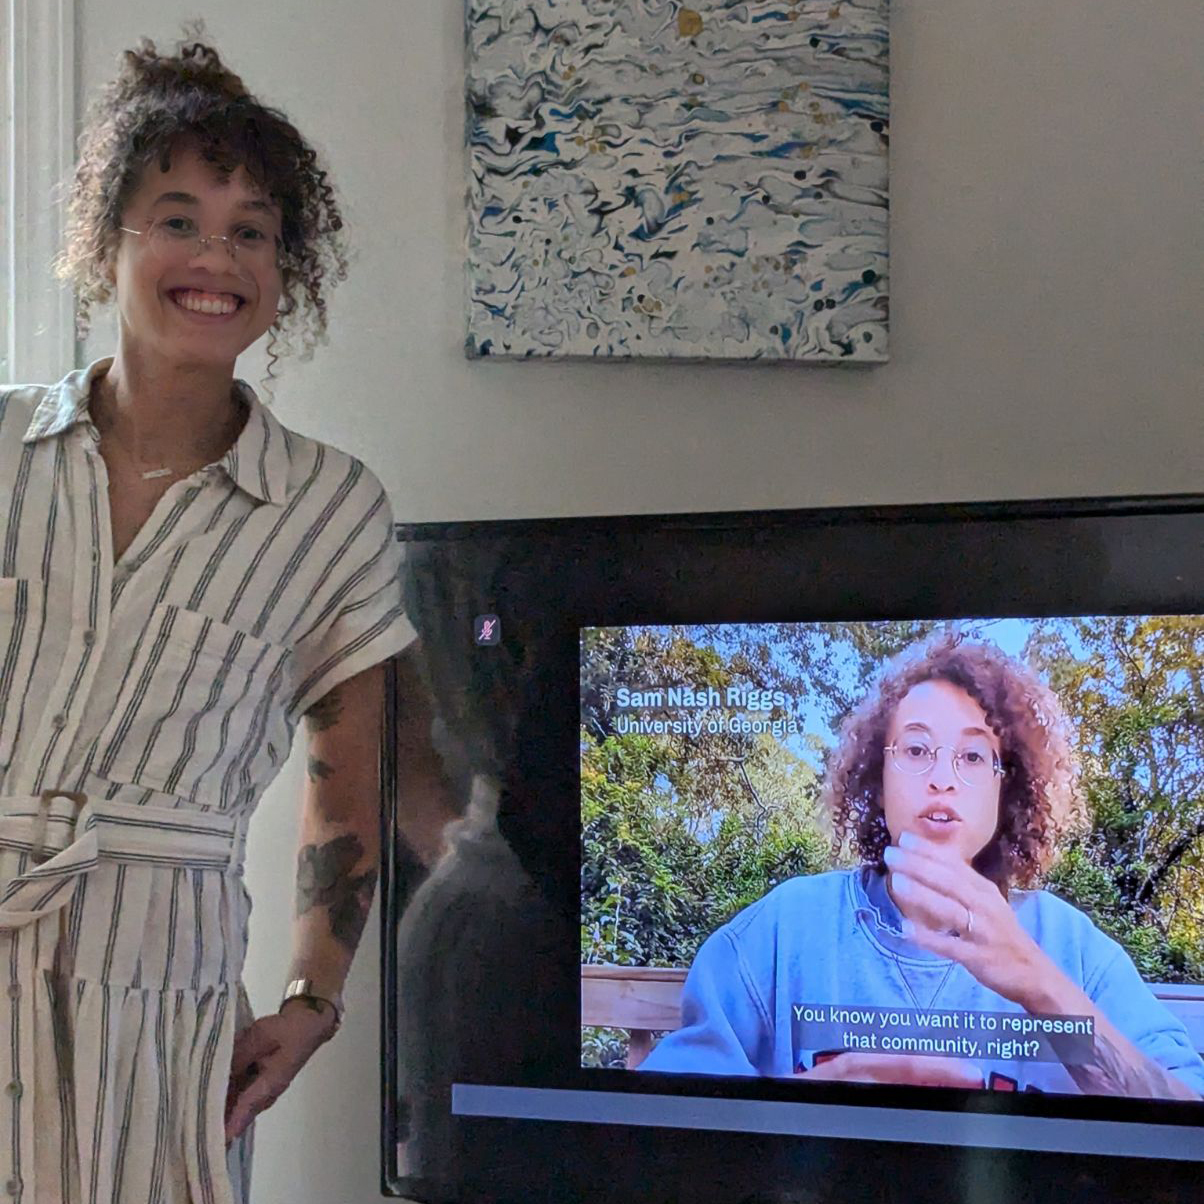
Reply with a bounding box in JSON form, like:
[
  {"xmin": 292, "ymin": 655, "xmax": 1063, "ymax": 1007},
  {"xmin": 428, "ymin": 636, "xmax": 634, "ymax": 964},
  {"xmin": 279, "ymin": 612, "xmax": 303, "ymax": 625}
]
[{"xmin": 2, "ymin": 0, "xmax": 76, "ymax": 385}]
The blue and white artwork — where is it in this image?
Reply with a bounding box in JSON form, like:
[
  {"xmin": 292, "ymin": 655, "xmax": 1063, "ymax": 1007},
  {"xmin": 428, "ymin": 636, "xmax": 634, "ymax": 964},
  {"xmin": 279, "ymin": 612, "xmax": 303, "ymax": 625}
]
[{"xmin": 465, "ymin": 0, "xmax": 890, "ymax": 362}]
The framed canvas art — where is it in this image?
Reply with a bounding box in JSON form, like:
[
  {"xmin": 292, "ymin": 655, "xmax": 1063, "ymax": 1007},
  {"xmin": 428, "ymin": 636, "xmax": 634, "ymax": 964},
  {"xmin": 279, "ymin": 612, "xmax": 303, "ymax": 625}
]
[{"xmin": 465, "ymin": 0, "xmax": 890, "ymax": 362}]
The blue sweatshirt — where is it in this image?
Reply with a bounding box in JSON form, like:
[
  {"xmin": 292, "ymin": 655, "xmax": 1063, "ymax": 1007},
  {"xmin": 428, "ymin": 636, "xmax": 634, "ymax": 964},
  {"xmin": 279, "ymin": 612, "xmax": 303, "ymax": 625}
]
[{"xmin": 638, "ymin": 868, "xmax": 1204, "ymax": 1095}]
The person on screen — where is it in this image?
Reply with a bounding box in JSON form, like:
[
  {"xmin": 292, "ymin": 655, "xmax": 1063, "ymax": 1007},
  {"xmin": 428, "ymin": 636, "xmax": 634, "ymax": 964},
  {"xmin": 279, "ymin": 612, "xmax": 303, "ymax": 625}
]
[{"xmin": 638, "ymin": 631, "xmax": 1204, "ymax": 1100}]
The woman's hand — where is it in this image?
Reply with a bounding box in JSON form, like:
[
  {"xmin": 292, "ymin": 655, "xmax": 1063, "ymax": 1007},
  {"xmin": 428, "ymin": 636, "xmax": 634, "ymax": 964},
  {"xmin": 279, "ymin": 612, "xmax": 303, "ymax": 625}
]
[
  {"xmin": 882, "ymin": 831, "xmax": 1055, "ymax": 1008},
  {"xmin": 224, "ymin": 1002, "xmax": 337, "ymax": 1144},
  {"xmin": 798, "ymin": 1052, "xmax": 984, "ymax": 1088},
  {"xmin": 883, "ymin": 836, "xmax": 1201, "ymax": 1101}
]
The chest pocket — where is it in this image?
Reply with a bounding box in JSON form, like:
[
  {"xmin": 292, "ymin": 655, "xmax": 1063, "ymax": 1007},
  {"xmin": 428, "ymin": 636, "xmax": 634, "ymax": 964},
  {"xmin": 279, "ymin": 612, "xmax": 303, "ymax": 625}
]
[
  {"xmin": 0, "ymin": 577, "xmax": 45, "ymax": 781},
  {"xmin": 96, "ymin": 602, "xmax": 292, "ymax": 805}
]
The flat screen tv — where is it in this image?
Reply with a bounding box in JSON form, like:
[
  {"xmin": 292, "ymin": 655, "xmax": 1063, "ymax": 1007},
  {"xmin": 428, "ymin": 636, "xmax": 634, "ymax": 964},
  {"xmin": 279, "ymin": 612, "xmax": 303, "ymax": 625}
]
[{"xmin": 380, "ymin": 496, "xmax": 1204, "ymax": 1204}]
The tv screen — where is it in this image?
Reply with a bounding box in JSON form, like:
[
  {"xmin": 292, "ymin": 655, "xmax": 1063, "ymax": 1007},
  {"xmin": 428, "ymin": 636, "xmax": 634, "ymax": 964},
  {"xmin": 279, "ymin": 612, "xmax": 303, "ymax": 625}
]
[{"xmin": 381, "ymin": 497, "xmax": 1204, "ymax": 1204}]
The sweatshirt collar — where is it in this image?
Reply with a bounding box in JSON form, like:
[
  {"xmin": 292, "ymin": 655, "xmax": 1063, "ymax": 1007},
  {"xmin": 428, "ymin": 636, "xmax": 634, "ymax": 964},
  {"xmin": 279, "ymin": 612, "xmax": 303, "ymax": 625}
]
[
  {"xmin": 851, "ymin": 866, "xmax": 949, "ymax": 963},
  {"xmin": 856, "ymin": 866, "xmax": 906, "ymax": 935}
]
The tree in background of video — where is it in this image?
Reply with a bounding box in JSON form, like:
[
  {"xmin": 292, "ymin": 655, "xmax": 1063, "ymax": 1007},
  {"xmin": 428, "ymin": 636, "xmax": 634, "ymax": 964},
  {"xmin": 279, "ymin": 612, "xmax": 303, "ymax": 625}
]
[
  {"xmin": 581, "ymin": 626, "xmax": 827, "ymax": 972},
  {"xmin": 1028, "ymin": 616, "xmax": 1204, "ymax": 982}
]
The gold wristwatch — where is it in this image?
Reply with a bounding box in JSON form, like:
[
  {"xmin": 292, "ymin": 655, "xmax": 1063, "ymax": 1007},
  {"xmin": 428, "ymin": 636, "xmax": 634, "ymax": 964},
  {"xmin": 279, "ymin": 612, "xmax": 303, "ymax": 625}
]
[{"xmin": 279, "ymin": 978, "xmax": 344, "ymax": 1035}]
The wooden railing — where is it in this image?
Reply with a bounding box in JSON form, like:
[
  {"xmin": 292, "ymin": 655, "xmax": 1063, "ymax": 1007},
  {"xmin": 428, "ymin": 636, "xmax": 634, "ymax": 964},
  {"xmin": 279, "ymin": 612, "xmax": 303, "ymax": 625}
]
[
  {"xmin": 582, "ymin": 965, "xmax": 1204, "ymax": 1071},
  {"xmin": 582, "ymin": 965, "xmax": 688, "ymax": 1068}
]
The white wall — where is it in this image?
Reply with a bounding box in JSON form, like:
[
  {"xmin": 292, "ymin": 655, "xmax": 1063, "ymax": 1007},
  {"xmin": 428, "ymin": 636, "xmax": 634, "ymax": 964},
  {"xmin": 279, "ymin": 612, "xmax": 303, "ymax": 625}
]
[{"xmin": 73, "ymin": 1, "xmax": 1203, "ymax": 1201}]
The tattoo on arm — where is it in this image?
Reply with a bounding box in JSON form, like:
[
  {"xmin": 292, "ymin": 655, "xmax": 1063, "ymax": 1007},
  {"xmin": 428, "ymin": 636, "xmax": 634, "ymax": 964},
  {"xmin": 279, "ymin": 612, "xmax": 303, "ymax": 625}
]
[
  {"xmin": 1062, "ymin": 1031, "xmax": 1199, "ymax": 1101},
  {"xmin": 305, "ymin": 687, "xmax": 344, "ymax": 733},
  {"xmin": 295, "ymin": 834, "xmax": 378, "ymax": 953},
  {"xmin": 307, "ymin": 755, "xmax": 334, "ymax": 784}
]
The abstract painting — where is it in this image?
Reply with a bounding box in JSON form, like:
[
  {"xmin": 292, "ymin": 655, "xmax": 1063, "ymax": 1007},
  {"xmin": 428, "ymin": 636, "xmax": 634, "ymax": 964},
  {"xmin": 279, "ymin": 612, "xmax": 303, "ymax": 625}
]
[{"xmin": 465, "ymin": 0, "xmax": 890, "ymax": 362}]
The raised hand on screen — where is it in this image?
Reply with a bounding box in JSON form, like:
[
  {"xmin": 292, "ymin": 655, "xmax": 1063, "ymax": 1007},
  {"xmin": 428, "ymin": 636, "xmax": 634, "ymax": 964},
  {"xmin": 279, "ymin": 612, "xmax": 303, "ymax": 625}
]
[{"xmin": 883, "ymin": 831, "xmax": 1049, "ymax": 1007}]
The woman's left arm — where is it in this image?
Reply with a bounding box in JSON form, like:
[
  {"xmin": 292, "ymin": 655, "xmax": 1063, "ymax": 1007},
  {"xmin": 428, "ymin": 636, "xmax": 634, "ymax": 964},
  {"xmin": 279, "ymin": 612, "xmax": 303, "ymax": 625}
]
[
  {"xmin": 225, "ymin": 662, "xmax": 386, "ymax": 1142},
  {"xmin": 887, "ymin": 835, "xmax": 1201, "ymax": 1102}
]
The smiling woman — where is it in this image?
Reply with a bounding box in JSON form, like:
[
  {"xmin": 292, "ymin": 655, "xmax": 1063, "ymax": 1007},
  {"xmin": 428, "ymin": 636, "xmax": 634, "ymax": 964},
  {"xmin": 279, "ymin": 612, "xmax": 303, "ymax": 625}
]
[
  {"xmin": 0, "ymin": 33, "xmax": 414, "ymax": 1204},
  {"xmin": 118, "ymin": 191, "xmax": 280, "ymax": 317},
  {"xmin": 57, "ymin": 36, "xmax": 346, "ymax": 371}
]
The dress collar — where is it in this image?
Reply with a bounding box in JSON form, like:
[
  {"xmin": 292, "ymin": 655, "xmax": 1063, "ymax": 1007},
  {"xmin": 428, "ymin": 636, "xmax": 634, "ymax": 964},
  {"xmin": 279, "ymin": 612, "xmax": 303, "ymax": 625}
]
[{"xmin": 22, "ymin": 357, "xmax": 290, "ymax": 505}]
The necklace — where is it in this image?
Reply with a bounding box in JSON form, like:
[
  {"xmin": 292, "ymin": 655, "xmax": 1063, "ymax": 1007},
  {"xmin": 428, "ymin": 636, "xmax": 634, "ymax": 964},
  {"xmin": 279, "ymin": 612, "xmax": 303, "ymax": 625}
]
[{"xmin": 89, "ymin": 375, "xmax": 244, "ymax": 483}]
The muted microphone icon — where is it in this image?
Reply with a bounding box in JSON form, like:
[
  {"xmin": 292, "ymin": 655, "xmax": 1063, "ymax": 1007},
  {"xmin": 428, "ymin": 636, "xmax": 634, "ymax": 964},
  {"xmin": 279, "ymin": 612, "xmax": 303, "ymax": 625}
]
[{"xmin": 474, "ymin": 614, "xmax": 501, "ymax": 645}]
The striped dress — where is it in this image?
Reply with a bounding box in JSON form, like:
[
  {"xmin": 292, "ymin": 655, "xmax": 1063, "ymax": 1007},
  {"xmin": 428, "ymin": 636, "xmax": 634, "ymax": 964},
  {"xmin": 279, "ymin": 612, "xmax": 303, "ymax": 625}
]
[{"xmin": 0, "ymin": 359, "xmax": 414, "ymax": 1203}]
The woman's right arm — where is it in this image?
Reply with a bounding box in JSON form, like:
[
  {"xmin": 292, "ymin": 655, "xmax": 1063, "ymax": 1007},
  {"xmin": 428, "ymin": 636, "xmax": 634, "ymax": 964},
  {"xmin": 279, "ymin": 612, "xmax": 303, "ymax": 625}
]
[
  {"xmin": 636, "ymin": 928, "xmax": 765, "ymax": 1077},
  {"xmin": 799, "ymin": 1053, "xmax": 983, "ymax": 1088}
]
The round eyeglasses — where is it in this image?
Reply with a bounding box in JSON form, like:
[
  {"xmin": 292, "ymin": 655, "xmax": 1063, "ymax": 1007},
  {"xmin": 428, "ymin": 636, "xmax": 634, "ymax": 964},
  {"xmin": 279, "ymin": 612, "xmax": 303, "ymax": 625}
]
[
  {"xmin": 119, "ymin": 215, "xmax": 280, "ymax": 268},
  {"xmin": 884, "ymin": 740, "xmax": 1003, "ymax": 788}
]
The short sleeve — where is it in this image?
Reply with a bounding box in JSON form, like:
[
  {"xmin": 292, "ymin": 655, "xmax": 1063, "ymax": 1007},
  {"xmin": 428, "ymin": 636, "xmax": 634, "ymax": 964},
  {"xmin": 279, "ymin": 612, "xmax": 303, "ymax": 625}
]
[{"xmin": 288, "ymin": 473, "xmax": 416, "ymax": 718}]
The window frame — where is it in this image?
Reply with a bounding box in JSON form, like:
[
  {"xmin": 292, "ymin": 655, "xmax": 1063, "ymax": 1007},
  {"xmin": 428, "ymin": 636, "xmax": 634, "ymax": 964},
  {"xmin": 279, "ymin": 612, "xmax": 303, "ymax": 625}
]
[{"xmin": 2, "ymin": 0, "xmax": 76, "ymax": 385}]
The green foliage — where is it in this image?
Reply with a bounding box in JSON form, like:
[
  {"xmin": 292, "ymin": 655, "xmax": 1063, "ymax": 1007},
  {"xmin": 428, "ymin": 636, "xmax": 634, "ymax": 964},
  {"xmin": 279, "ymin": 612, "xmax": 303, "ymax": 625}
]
[
  {"xmin": 581, "ymin": 1026, "xmax": 631, "ymax": 1070},
  {"xmin": 580, "ymin": 733, "xmax": 830, "ymax": 968},
  {"xmin": 1045, "ymin": 845, "xmax": 1175, "ymax": 980},
  {"xmin": 1027, "ymin": 616, "xmax": 1204, "ymax": 984}
]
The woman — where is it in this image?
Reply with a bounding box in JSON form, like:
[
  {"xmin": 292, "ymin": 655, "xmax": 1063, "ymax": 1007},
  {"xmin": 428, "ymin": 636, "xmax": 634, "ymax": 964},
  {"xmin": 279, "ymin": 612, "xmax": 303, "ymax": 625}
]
[
  {"xmin": 638, "ymin": 632, "xmax": 1204, "ymax": 1099},
  {"xmin": 0, "ymin": 37, "xmax": 412, "ymax": 1203}
]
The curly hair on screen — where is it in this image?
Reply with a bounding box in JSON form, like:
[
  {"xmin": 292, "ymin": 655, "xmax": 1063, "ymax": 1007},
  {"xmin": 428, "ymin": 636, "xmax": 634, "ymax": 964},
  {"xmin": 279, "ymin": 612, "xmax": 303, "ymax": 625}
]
[
  {"xmin": 56, "ymin": 30, "xmax": 347, "ymax": 375},
  {"xmin": 821, "ymin": 631, "xmax": 1082, "ymax": 892}
]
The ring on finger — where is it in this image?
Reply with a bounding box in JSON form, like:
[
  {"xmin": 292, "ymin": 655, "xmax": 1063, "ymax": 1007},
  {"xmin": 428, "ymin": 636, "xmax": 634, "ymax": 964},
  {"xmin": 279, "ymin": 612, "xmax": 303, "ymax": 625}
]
[{"xmin": 948, "ymin": 904, "xmax": 974, "ymax": 939}]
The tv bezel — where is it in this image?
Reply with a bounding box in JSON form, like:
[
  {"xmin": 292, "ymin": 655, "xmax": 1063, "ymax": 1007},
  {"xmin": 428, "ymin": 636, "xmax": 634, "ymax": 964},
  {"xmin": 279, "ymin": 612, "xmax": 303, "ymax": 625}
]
[{"xmin": 379, "ymin": 492, "xmax": 1204, "ymax": 1201}]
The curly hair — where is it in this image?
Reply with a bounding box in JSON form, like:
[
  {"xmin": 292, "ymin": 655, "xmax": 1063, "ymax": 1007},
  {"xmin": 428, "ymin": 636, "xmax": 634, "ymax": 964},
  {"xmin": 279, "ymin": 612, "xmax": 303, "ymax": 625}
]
[
  {"xmin": 822, "ymin": 630, "xmax": 1082, "ymax": 892},
  {"xmin": 55, "ymin": 32, "xmax": 347, "ymax": 374}
]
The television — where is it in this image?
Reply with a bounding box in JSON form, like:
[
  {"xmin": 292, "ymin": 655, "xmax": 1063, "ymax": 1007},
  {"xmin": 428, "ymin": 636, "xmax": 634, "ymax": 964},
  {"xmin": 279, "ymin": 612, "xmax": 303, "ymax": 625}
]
[{"xmin": 380, "ymin": 496, "xmax": 1204, "ymax": 1204}]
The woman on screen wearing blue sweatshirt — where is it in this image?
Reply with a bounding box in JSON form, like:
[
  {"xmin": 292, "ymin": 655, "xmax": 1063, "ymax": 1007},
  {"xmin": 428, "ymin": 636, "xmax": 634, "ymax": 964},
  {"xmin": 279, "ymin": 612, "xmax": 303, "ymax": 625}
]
[{"xmin": 638, "ymin": 632, "xmax": 1204, "ymax": 1100}]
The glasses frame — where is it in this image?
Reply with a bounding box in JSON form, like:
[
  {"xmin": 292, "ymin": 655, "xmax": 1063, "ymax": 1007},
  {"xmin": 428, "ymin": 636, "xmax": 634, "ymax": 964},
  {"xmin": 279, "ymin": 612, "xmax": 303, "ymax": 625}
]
[
  {"xmin": 883, "ymin": 741, "xmax": 1004, "ymax": 789},
  {"xmin": 118, "ymin": 217, "xmax": 280, "ymax": 269}
]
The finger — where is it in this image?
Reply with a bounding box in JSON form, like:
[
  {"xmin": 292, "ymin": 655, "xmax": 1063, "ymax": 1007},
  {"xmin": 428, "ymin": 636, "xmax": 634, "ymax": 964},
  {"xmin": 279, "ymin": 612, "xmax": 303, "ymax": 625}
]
[
  {"xmin": 891, "ymin": 872, "xmax": 967, "ymax": 937},
  {"xmin": 905, "ymin": 920, "xmax": 972, "ymax": 958},
  {"xmin": 887, "ymin": 841, "xmax": 973, "ymax": 889},
  {"xmin": 885, "ymin": 848, "xmax": 978, "ymax": 912},
  {"xmin": 225, "ymin": 1065, "xmax": 286, "ymax": 1143},
  {"xmin": 228, "ymin": 1046, "xmax": 268, "ymax": 1088},
  {"xmin": 905, "ymin": 922, "xmax": 976, "ymax": 962},
  {"xmin": 896, "ymin": 831, "xmax": 968, "ymax": 865},
  {"xmin": 894, "ymin": 840, "xmax": 997, "ymax": 909}
]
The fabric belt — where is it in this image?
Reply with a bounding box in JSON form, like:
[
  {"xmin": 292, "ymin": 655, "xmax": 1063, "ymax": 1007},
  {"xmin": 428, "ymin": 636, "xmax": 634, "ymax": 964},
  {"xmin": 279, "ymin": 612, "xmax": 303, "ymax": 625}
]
[{"xmin": 0, "ymin": 791, "xmax": 246, "ymax": 931}]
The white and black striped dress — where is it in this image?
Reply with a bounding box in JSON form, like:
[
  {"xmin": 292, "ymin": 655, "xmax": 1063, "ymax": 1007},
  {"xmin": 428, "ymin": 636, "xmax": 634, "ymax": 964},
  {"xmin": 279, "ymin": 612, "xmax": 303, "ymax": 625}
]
[{"xmin": 0, "ymin": 359, "xmax": 414, "ymax": 1203}]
